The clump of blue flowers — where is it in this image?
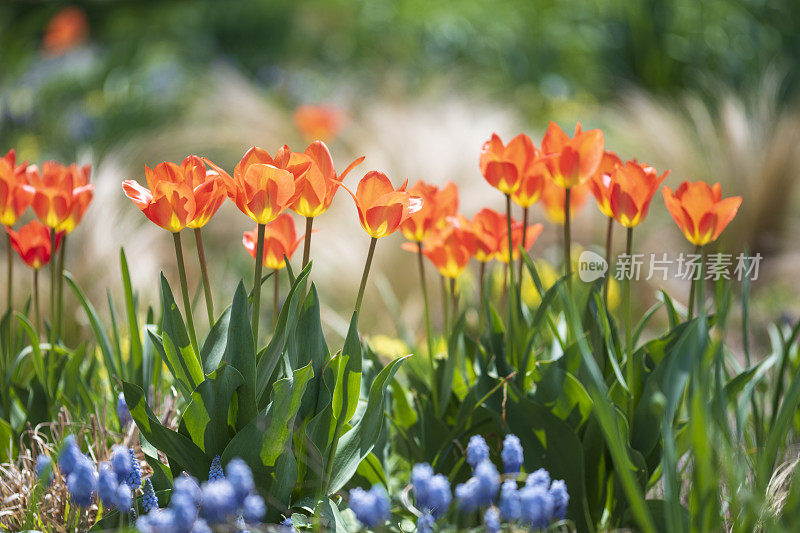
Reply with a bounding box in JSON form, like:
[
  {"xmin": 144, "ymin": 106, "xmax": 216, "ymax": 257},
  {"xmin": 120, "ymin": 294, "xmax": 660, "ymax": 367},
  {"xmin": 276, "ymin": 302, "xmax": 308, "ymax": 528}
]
[
  {"xmin": 348, "ymin": 485, "xmax": 391, "ymax": 528},
  {"xmin": 117, "ymin": 391, "xmax": 132, "ymax": 429}
]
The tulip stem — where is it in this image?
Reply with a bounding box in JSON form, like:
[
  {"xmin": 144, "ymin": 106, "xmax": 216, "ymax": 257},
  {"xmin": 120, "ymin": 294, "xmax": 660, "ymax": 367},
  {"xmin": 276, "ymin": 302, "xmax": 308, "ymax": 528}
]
[
  {"xmin": 172, "ymin": 232, "xmax": 200, "ymax": 357},
  {"xmin": 251, "ymin": 223, "xmax": 266, "ymax": 348},
  {"xmin": 48, "ymin": 230, "xmax": 56, "ymax": 354},
  {"xmin": 354, "ymin": 237, "xmax": 377, "ymax": 317},
  {"xmin": 416, "ymin": 243, "xmax": 437, "ymax": 406},
  {"xmin": 6, "ymin": 232, "xmax": 12, "ymax": 358},
  {"xmin": 302, "ymin": 217, "xmax": 314, "ymax": 269},
  {"xmin": 505, "ymin": 194, "xmax": 516, "ymax": 365},
  {"xmin": 478, "ymin": 261, "xmax": 486, "ymax": 331},
  {"xmin": 603, "ymin": 216, "xmax": 613, "ymax": 305},
  {"xmin": 193, "ymin": 228, "xmax": 215, "ymax": 325},
  {"xmin": 517, "ymin": 206, "xmax": 528, "ymax": 304},
  {"xmin": 273, "ymin": 268, "xmax": 279, "ymax": 329},
  {"xmin": 56, "ymin": 235, "xmax": 65, "ymax": 342},
  {"xmin": 688, "ymin": 244, "xmax": 703, "ymax": 320},
  {"xmin": 564, "ymin": 188, "xmax": 572, "ymax": 290},
  {"xmin": 33, "ymin": 269, "xmax": 41, "ymax": 335},
  {"xmin": 624, "ymin": 227, "xmax": 634, "ymax": 420},
  {"xmin": 449, "ymin": 277, "xmax": 457, "ymax": 333},
  {"xmin": 441, "ymin": 276, "xmax": 449, "ymax": 335}
]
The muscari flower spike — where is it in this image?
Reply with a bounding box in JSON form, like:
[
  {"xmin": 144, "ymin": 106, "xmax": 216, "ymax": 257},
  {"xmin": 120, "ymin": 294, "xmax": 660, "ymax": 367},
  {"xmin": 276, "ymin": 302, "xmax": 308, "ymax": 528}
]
[
  {"xmin": 466, "ymin": 435, "xmax": 490, "ymax": 469},
  {"xmin": 98, "ymin": 462, "xmax": 119, "ymax": 507},
  {"xmin": 201, "ymin": 478, "xmax": 238, "ymax": 524},
  {"xmin": 417, "ymin": 512, "xmax": 435, "ymax": 533},
  {"xmin": 35, "ymin": 454, "xmax": 53, "ymax": 486},
  {"xmin": 208, "ymin": 455, "xmax": 224, "ymax": 481},
  {"xmin": 224, "ymin": 457, "xmax": 254, "ymax": 506},
  {"xmin": 243, "ymin": 493, "xmax": 266, "ymax": 524},
  {"xmin": 411, "ymin": 463, "xmax": 452, "ymax": 518},
  {"xmin": 550, "ymin": 479, "xmax": 570, "ymax": 521},
  {"xmin": 110, "ymin": 445, "xmax": 131, "ymax": 483},
  {"xmin": 58, "ymin": 434, "xmax": 81, "ymax": 476},
  {"xmin": 67, "ymin": 455, "xmax": 97, "ymax": 507},
  {"xmin": 142, "ymin": 478, "xmax": 158, "ymax": 513},
  {"xmin": 117, "ymin": 391, "xmax": 132, "ymax": 429},
  {"xmin": 499, "ymin": 480, "xmax": 521, "ymax": 521},
  {"xmin": 348, "ymin": 485, "xmax": 390, "ymax": 528},
  {"xmin": 519, "ymin": 484, "xmax": 554, "ymax": 529},
  {"xmin": 484, "ymin": 507, "xmax": 501, "ymax": 533},
  {"xmin": 501, "ymin": 434, "xmax": 524, "ymax": 474},
  {"xmin": 125, "ymin": 448, "xmax": 142, "ymax": 489}
]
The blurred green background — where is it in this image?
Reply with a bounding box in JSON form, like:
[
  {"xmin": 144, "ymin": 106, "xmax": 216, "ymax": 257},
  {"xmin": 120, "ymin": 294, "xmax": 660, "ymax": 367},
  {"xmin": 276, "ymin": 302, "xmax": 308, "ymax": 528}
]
[{"xmin": 2, "ymin": 0, "xmax": 800, "ymax": 348}]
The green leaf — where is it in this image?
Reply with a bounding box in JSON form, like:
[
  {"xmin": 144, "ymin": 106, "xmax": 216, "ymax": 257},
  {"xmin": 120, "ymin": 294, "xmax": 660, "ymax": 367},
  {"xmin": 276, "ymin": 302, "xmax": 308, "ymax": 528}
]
[
  {"xmin": 65, "ymin": 273, "xmax": 118, "ymax": 380},
  {"xmin": 200, "ymin": 304, "xmax": 231, "ymax": 372},
  {"xmin": 332, "ymin": 312, "xmax": 363, "ymax": 428},
  {"xmin": 221, "ymin": 282, "xmax": 257, "ymax": 428},
  {"xmin": 327, "ymin": 355, "xmax": 408, "ymax": 494},
  {"xmin": 120, "ymin": 248, "xmax": 143, "ymax": 381}
]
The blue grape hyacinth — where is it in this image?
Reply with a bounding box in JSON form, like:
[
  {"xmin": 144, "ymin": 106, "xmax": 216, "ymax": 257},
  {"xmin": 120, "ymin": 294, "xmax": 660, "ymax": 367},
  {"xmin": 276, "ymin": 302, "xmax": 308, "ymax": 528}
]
[
  {"xmin": 98, "ymin": 462, "xmax": 119, "ymax": 507},
  {"xmin": 466, "ymin": 435, "xmax": 490, "ymax": 468},
  {"xmin": 526, "ymin": 468, "xmax": 551, "ymax": 489},
  {"xmin": 417, "ymin": 512, "xmax": 435, "ymax": 533},
  {"xmin": 58, "ymin": 435, "xmax": 82, "ymax": 476},
  {"xmin": 519, "ymin": 484, "xmax": 555, "ymax": 529},
  {"xmin": 208, "ymin": 455, "xmax": 224, "ymax": 481},
  {"xmin": 142, "ymin": 478, "xmax": 158, "ymax": 513},
  {"xmin": 501, "ymin": 434, "xmax": 524, "ymax": 474},
  {"xmin": 549, "ymin": 479, "xmax": 570, "ymax": 521},
  {"xmin": 498, "ymin": 480, "xmax": 521, "ymax": 521},
  {"xmin": 67, "ymin": 455, "xmax": 97, "ymax": 507},
  {"xmin": 349, "ymin": 485, "xmax": 390, "ymax": 528},
  {"xmin": 224, "ymin": 457, "xmax": 254, "ymax": 506},
  {"xmin": 243, "ymin": 493, "xmax": 266, "ymax": 524},
  {"xmin": 35, "ymin": 454, "xmax": 53, "ymax": 485},
  {"xmin": 411, "ymin": 463, "xmax": 451, "ymax": 518},
  {"xmin": 115, "ymin": 483, "xmax": 132, "ymax": 511},
  {"xmin": 201, "ymin": 478, "xmax": 237, "ymax": 524},
  {"xmin": 484, "ymin": 507, "xmax": 501, "ymax": 533},
  {"xmin": 110, "ymin": 445, "xmax": 131, "ymax": 482},
  {"xmin": 117, "ymin": 391, "xmax": 132, "ymax": 429},
  {"xmin": 473, "ymin": 460, "xmax": 500, "ymax": 505},
  {"xmin": 125, "ymin": 448, "xmax": 141, "ymax": 489}
]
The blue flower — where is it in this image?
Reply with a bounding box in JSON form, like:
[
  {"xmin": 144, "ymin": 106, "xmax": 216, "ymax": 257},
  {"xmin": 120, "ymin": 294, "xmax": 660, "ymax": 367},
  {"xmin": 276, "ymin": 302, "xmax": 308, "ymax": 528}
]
[
  {"xmin": 498, "ymin": 480, "xmax": 520, "ymax": 521},
  {"xmin": 115, "ymin": 483, "xmax": 132, "ymax": 511},
  {"xmin": 58, "ymin": 435, "xmax": 81, "ymax": 476},
  {"xmin": 411, "ymin": 463, "xmax": 434, "ymax": 504},
  {"xmin": 208, "ymin": 455, "xmax": 224, "ymax": 481},
  {"xmin": 35, "ymin": 454, "xmax": 53, "ymax": 485},
  {"xmin": 98, "ymin": 462, "xmax": 119, "ymax": 507},
  {"xmin": 190, "ymin": 519, "xmax": 211, "ymax": 533},
  {"xmin": 67, "ymin": 456, "xmax": 97, "ymax": 507},
  {"xmin": 125, "ymin": 448, "xmax": 142, "ymax": 490},
  {"xmin": 501, "ymin": 434, "xmax": 524, "ymax": 474},
  {"xmin": 201, "ymin": 479, "xmax": 237, "ymax": 524},
  {"xmin": 281, "ymin": 517, "xmax": 294, "ymax": 531},
  {"xmin": 117, "ymin": 392, "xmax": 132, "ymax": 429},
  {"xmin": 169, "ymin": 491, "xmax": 198, "ymax": 532},
  {"xmin": 526, "ymin": 468, "xmax": 550, "ymax": 489},
  {"xmin": 484, "ymin": 507, "xmax": 501, "ymax": 533},
  {"xmin": 242, "ymin": 494, "xmax": 266, "ymax": 523},
  {"xmin": 411, "ymin": 463, "xmax": 451, "ymax": 518},
  {"xmin": 519, "ymin": 484, "xmax": 554, "ymax": 529},
  {"xmin": 455, "ymin": 477, "xmax": 481, "ymax": 512},
  {"xmin": 110, "ymin": 445, "xmax": 132, "ymax": 483},
  {"xmin": 467, "ymin": 435, "xmax": 490, "ymax": 469},
  {"xmin": 549, "ymin": 479, "xmax": 569, "ymax": 520},
  {"xmin": 417, "ymin": 512, "xmax": 435, "ymax": 533},
  {"xmin": 136, "ymin": 508, "xmax": 175, "ymax": 532},
  {"xmin": 142, "ymin": 478, "xmax": 158, "ymax": 513},
  {"xmin": 224, "ymin": 457, "xmax": 254, "ymax": 506},
  {"xmin": 348, "ymin": 485, "xmax": 390, "ymax": 527},
  {"xmin": 173, "ymin": 474, "xmax": 202, "ymax": 505},
  {"xmin": 474, "ymin": 460, "xmax": 500, "ymax": 505}
]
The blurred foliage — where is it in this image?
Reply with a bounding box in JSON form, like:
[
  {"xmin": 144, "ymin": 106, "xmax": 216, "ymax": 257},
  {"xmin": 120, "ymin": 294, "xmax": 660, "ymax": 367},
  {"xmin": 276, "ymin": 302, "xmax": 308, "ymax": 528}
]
[{"xmin": 1, "ymin": 0, "xmax": 799, "ymax": 159}]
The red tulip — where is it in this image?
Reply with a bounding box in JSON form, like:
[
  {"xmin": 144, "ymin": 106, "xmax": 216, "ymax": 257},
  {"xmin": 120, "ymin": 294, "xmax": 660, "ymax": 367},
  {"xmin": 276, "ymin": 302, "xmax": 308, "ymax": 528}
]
[
  {"xmin": 540, "ymin": 178, "xmax": 589, "ymax": 225},
  {"xmin": 0, "ymin": 149, "xmax": 32, "ymax": 227},
  {"xmin": 242, "ymin": 213, "xmax": 304, "ymax": 270},
  {"xmin": 480, "ymin": 133, "xmax": 537, "ymax": 195},
  {"xmin": 609, "ymin": 160, "xmax": 669, "ymax": 228},
  {"xmin": 293, "ymin": 105, "xmax": 345, "ymax": 143},
  {"xmin": 541, "ymin": 122, "xmax": 605, "ymax": 189},
  {"xmin": 662, "ymin": 181, "xmax": 741, "ymax": 246},
  {"xmin": 341, "ymin": 171, "xmax": 422, "ymax": 239},
  {"xmin": 6, "ymin": 221, "xmax": 62, "ymax": 269},
  {"xmin": 288, "ymin": 141, "xmax": 364, "ymax": 218},
  {"xmin": 587, "ymin": 151, "xmax": 623, "ymax": 218},
  {"xmin": 400, "ymin": 181, "xmax": 459, "ymax": 242},
  {"xmin": 496, "ymin": 221, "xmax": 543, "ymax": 264},
  {"xmin": 25, "ymin": 161, "xmax": 93, "ymax": 233}
]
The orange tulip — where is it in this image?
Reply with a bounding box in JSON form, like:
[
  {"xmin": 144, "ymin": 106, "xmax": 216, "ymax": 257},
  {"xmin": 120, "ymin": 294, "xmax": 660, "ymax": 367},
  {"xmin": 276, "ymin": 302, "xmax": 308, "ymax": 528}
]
[
  {"xmin": 662, "ymin": 181, "xmax": 742, "ymax": 246},
  {"xmin": 242, "ymin": 214, "xmax": 304, "ymax": 270},
  {"xmin": 287, "ymin": 141, "xmax": 364, "ymax": 218},
  {"xmin": 511, "ymin": 155, "xmax": 548, "ymax": 208},
  {"xmin": 420, "ymin": 226, "xmax": 475, "ymax": 279},
  {"xmin": 341, "ymin": 171, "xmax": 422, "ymax": 239},
  {"xmin": 293, "ymin": 105, "xmax": 345, "ymax": 143},
  {"xmin": 123, "ymin": 156, "xmax": 226, "ymax": 232},
  {"xmin": 25, "ymin": 161, "xmax": 93, "ymax": 234},
  {"xmin": 43, "ymin": 6, "xmax": 88, "ymax": 55},
  {"xmin": 541, "ymin": 122, "xmax": 605, "ymax": 189},
  {"xmin": 0, "ymin": 149, "xmax": 33, "ymax": 227},
  {"xmin": 480, "ymin": 133, "xmax": 537, "ymax": 195},
  {"xmin": 6, "ymin": 221, "xmax": 62, "ymax": 269},
  {"xmin": 205, "ymin": 146, "xmax": 302, "ymax": 226},
  {"xmin": 540, "ymin": 179, "xmax": 589, "ymax": 225},
  {"xmin": 587, "ymin": 151, "xmax": 623, "ymax": 218},
  {"xmin": 468, "ymin": 208, "xmax": 506, "ymax": 262},
  {"xmin": 496, "ymin": 221, "xmax": 543, "ymax": 264},
  {"xmin": 400, "ymin": 181, "xmax": 459, "ymax": 242},
  {"xmin": 609, "ymin": 160, "xmax": 669, "ymax": 228}
]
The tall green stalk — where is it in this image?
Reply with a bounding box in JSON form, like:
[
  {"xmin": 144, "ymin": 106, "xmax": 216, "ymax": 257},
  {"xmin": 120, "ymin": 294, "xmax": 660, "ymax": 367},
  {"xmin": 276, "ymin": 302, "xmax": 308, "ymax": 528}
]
[
  {"xmin": 504, "ymin": 194, "xmax": 516, "ymax": 365},
  {"xmin": 273, "ymin": 268, "xmax": 279, "ymax": 328},
  {"xmin": 478, "ymin": 260, "xmax": 487, "ymax": 330},
  {"xmin": 172, "ymin": 232, "xmax": 199, "ymax": 356},
  {"xmin": 354, "ymin": 237, "xmax": 377, "ymax": 316},
  {"xmin": 194, "ymin": 228, "xmax": 215, "ymax": 325},
  {"xmin": 564, "ymin": 188, "xmax": 572, "ymax": 289},
  {"xmin": 603, "ymin": 216, "xmax": 613, "ymax": 304},
  {"xmin": 48, "ymin": 230, "xmax": 56, "ymax": 353},
  {"xmin": 302, "ymin": 217, "xmax": 314, "ymax": 268},
  {"xmin": 416, "ymin": 242, "xmax": 438, "ymax": 408},
  {"xmin": 624, "ymin": 227, "xmax": 634, "ymax": 419},
  {"xmin": 32, "ymin": 269, "xmax": 40, "ymax": 335},
  {"xmin": 251, "ymin": 223, "xmax": 266, "ymax": 348},
  {"xmin": 6, "ymin": 232, "xmax": 12, "ymax": 358},
  {"xmin": 517, "ymin": 206, "xmax": 529, "ymax": 293},
  {"xmin": 688, "ymin": 244, "xmax": 703, "ymax": 319},
  {"xmin": 55, "ymin": 235, "xmax": 66, "ymax": 341}
]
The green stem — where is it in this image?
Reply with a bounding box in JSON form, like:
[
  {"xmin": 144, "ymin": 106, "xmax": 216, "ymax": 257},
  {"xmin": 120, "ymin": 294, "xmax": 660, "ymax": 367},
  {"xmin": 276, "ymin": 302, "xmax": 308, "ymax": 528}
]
[
  {"xmin": 478, "ymin": 260, "xmax": 487, "ymax": 331},
  {"xmin": 33, "ymin": 268, "xmax": 40, "ymax": 335},
  {"xmin": 56, "ymin": 234, "xmax": 65, "ymax": 342},
  {"xmin": 354, "ymin": 237, "xmax": 377, "ymax": 316},
  {"xmin": 624, "ymin": 227, "xmax": 634, "ymax": 419},
  {"xmin": 564, "ymin": 188, "xmax": 572, "ymax": 289},
  {"xmin": 688, "ymin": 244, "xmax": 703, "ymax": 320},
  {"xmin": 172, "ymin": 232, "xmax": 199, "ymax": 356},
  {"xmin": 194, "ymin": 228, "xmax": 215, "ymax": 325},
  {"xmin": 251, "ymin": 223, "xmax": 266, "ymax": 348},
  {"xmin": 441, "ymin": 275, "xmax": 449, "ymax": 335},
  {"xmin": 48, "ymin": 230, "xmax": 56, "ymax": 354},
  {"xmin": 6, "ymin": 232, "xmax": 12, "ymax": 364},
  {"xmin": 603, "ymin": 216, "xmax": 613, "ymax": 304},
  {"xmin": 273, "ymin": 268, "xmax": 279, "ymax": 328},
  {"xmin": 505, "ymin": 194, "xmax": 516, "ymax": 365},
  {"xmin": 417, "ymin": 243, "xmax": 437, "ymax": 407},
  {"xmin": 302, "ymin": 217, "xmax": 314, "ymax": 269},
  {"xmin": 449, "ymin": 277, "xmax": 457, "ymax": 331},
  {"xmin": 517, "ymin": 206, "xmax": 528, "ymax": 294}
]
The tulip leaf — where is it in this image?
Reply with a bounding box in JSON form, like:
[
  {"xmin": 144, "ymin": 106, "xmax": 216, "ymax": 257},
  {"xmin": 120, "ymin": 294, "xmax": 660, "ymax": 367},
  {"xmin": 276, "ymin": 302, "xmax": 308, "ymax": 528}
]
[
  {"xmin": 200, "ymin": 303, "xmax": 231, "ymax": 372},
  {"xmin": 158, "ymin": 274, "xmax": 205, "ymax": 395},
  {"xmin": 327, "ymin": 355, "xmax": 408, "ymax": 494},
  {"xmin": 332, "ymin": 311, "xmax": 362, "ymax": 428},
  {"xmin": 123, "ymin": 380, "xmax": 208, "ymax": 479},
  {"xmin": 65, "ymin": 272, "xmax": 118, "ymax": 380},
  {"xmin": 221, "ymin": 282, "xmax": 257, "ymax": 427},
  {"xmin": 179, "ymin": 363, "xmax": 245, "ymax": 457},
  {"xmin": 120, "ymin": 248, "xmax": 143, "ymax": 382}
]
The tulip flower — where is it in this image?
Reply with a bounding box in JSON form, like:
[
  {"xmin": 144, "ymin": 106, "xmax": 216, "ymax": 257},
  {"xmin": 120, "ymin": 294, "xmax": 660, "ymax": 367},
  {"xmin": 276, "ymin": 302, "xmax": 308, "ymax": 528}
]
[
  {"xmin": 25, "ymin": 160, "xmax": 93, "ymax": 344},
  {"xmin": 7, "ymin": 221, "xmax": 62, "ymax": 333},
  {"xmin": 0, "ymin": 149, "xmax": 32, "ymax": 227},
  {"xmin": 479, "ymin": 133, "xmax": 537, "ymax": 196},
  {"xmin": 663, "ymin": 180, "xmax": 742, "ymax": 319},
  {"xmin": 287, "ymin": 141, "xmax": 364, "ymax": 266},
  {"xmin": 587, "ymin": 150, "xmax": 623, "ymax": 301},
  {"xmin": 469, "ymin": 209, "xmax": 506, "ymax": 263},
  {"xmin": 410, "ymin": 225, "xmax": 475, "ymax": 280},
  {"xmin": 205, "ymin": 146, "xmax": 304, "ymax": 346},
  {"xmin": 342, "ymin": 171, "xmax": 422, "ymax": 317},
  {"xmin": 293, "ymin": 105, "xmax": 345, "ymax": 143},
  {"xmin": 43, "ymin": 6, "xmax": 88, "ymax": 55},
  {"xmin": 540, "ymin": 179, "xmax": 589, "ymax": 225},
  {"xmin": 400, "ymin": 181, "xmax": 459, "ymax": 243},
  {"xmin": 496, "ymin": 222, "xmax": 543, "ymax": 264},
  {"xmin": 243, "ymin": 214, "xmax": 305, "ymax": 326},
  {"xmin": 124, "ymin": 156, "xmax": 228, "ymax": 328},
  {"xmin": 609, "ymin": 160, "xmax": 669, "ymax": 229}
]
